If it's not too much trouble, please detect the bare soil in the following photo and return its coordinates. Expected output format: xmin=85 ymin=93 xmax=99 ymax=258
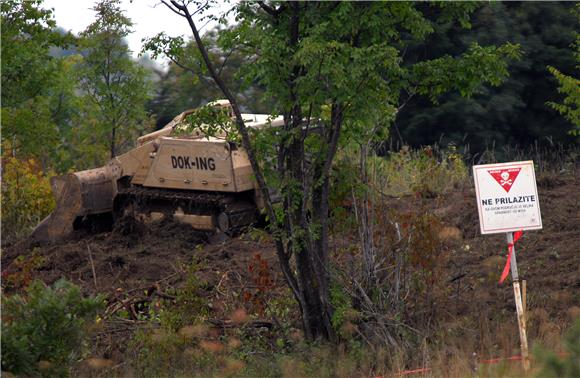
xmin=2 ymin=173 xmax=579 ymax=363
xmin=2 ymin=217 xmax=282 ymax=300
xmin=440 ymin=174 xmax=580 ymax=324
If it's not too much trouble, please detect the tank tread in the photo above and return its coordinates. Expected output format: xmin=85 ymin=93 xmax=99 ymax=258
xmin=115 ymin=186 xmax=258 ymax=234
xmin=116 ymin=186 xmax=236 ymax=214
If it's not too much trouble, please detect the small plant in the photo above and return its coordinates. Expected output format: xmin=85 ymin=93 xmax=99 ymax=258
xmin=535 ymin=319 xmax=580 ymax=378
xmin=404 ymin=212 xmax=445 ymax=287
xmin=1 ymin=156 xmax=55 ymax=242
xmin=158 ymin=257 xmax=210 ymax=331
xmin=1 ymin=279 xmax=103 ymax=376
xmin=1 ymin=250 xmax=44 ymax=290
xmin=130 ymin=326 xmax=189 ymax=377
xmin=244 ymin=253 xmax=275 ymax=317
xmin=330 ymin=279 xmax=360 ymax=337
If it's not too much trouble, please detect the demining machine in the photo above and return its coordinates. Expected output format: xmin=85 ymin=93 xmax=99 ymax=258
xmin=30 ymin=100 xmax=283 ymax=242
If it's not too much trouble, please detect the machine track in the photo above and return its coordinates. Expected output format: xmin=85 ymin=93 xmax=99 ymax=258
xmin=114 ymin=186 xmax=257 ymax=234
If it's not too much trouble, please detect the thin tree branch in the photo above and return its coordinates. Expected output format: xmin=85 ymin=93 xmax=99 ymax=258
xmin=191 ymin=0 xmax=209 ymax=17
xmin=321 ymin=102 xmax=343 ymax=178
xmin=257 ymin=1 xmax=284 ymax=17
xmin=217 ymin=47 xmax=236 ymax=78
xmin=161 ymin=0 xmax=184 ymax=17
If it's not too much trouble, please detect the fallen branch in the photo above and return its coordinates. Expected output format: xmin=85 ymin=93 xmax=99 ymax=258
xmin=207 ymin=318 xmax=273 ymax=330
xmin=86 ymin=242 xmax=98 ymax=291
xmin=448 ymin=273 xmax=466 ymax=283
xmin=104 ymin=286 xmax=176 ymax=319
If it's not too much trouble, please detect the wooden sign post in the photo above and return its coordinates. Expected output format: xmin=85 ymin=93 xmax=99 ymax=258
xmin=507 ymin=232 xmax=530 ymax=371
xmin=473 ymin=161 xmax=542 ymax=372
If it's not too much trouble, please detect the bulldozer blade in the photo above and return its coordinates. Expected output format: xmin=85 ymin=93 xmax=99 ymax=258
xmin=29 ymin=166 xmax=120 ymax=243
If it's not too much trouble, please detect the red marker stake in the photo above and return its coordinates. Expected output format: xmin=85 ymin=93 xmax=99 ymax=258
xmin=506 ymin=231 xmax=530 ymax=372
xmin=499 ymin=230 xmax=522 ymax=284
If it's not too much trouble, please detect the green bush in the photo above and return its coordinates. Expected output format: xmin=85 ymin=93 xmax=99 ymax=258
xmin=535 ymin=319 xmax=580 ymax=378
xmin=1 ymin=156 xmax=55 ymax=242
xmin=370 ymin=145 xmax=468 ymax=197
xmin=156 ymin=257 xmax=209 ymax=331
xmin=126 ymin=258 xmax=213 ymax=376
xmin=1 ymin=279 xmax=102 ymax=376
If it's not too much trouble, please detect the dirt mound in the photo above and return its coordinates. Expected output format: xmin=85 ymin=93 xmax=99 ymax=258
xmin=2 ymin=217 xmax=279 ymax=299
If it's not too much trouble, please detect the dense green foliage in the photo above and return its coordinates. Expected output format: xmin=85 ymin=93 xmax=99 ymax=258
xmin=0 ymin=0 xmax=152 ymax=172
xmin=547 ymin=5 xmax=580 ymax=135
xmin=1 ymin=157 xmax=55 ymax=242
xmin=395 ymin=2 xmax=579 ymax=152
xmin=0 ymin=0 xmax=73 ymax=169
xmin=535 ymin=319 xmax=580 ymax=378
xmin=1 ymin=279 xmax=102 ymax=376
xmin=76 ymin=0 xmax=152 ymax=159
xmin=0 ymin=0 xmax=69 ymax=107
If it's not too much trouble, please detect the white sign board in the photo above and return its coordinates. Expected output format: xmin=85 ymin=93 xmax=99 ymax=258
xmin=473 ymin=160 xmax=542 ymax=235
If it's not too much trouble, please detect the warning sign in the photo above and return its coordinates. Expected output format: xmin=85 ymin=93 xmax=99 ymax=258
xmin=473 ymin=161 xmax=542 ymax=235
xmin=488 ymin=167 xmax=521 ymax=193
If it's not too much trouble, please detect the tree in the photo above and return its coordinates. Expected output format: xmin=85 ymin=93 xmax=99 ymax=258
xmin=1 ymin=0 xmax=73 ymax=170
xmin=144 ymin=28 xmax=270 ymax=129
xmin=0 ymin=0 xmax=65 ymax=108
xmin=547 ymin=5 xmax=580 ymax=135
xmin=154 ymin=0 xmax=520 ymax=341
xmin=395 ymin=2 xmax=578 ymax=153
xmin=76 ymin=0 xmax=152 ymax=159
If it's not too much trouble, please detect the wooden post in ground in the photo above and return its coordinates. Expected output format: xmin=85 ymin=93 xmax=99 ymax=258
xmin=507 ymin=232 xmax=530 ymax=372
xmin=522 ymin=279 xmax=527 ymax=324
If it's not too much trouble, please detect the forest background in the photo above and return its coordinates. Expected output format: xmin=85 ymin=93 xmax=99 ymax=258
xmin=2 ymin=0 xmax=578 ymax=179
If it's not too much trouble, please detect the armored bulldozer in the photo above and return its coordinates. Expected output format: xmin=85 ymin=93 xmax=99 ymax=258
xmin=30 ymin=100 xmax=283 ymax=242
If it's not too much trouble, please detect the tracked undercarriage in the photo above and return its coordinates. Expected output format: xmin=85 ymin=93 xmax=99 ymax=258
xmin=30 ymin=100 xmax=283 ymax=242
xmin=114 ymin=186 xmax=258 ymax=235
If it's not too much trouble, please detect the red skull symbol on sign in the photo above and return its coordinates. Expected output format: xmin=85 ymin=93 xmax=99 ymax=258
xmin=488 ymin=168 xmax=522 ymax=193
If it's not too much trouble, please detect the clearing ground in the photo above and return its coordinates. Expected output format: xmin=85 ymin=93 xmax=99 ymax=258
xmin=2 ymin=173 xmax=579 ymax=372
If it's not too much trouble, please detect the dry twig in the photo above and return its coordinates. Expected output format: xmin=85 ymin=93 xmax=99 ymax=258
xmin=86 ymin=242 xmax=98 ymax=290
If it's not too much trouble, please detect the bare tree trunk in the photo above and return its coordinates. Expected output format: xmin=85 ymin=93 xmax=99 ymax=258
xmin=311 ymin=175 xmax=336 ymax=340
xmin=358 ymin=143 xmax=376 ymax=287
xmin=165 ymin=0 xmax=331 ymax=338
xmin=110 ymin=126 xmax=116 ymax=158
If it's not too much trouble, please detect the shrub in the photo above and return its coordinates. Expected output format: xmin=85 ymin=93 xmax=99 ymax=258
xmin=535 ymin=319 xmax=580 ymax=378
xmin=124 ymin=258 xmax=214 ymax=375
xmin=1 ymin=279 xmax=102 ymax=376
xmin=370 ymin=144 xmax=468 ymax=197
xmin=156 ymin=257 xmax=210 ymax=331
xmin=244 ymin=253 xmax=275 ymax=317
xmin=1 ymin=250 xmax=44 ymax=290
xmin=1 ymin=156 xmax=55 ymax=242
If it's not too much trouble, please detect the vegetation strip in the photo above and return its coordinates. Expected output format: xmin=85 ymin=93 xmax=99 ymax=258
xmin=378 ymin=352 xmax=572 ymax=377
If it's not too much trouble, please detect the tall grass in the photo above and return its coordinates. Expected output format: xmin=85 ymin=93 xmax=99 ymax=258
xmin=465 ymin=140 xmax=578 ymax=176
